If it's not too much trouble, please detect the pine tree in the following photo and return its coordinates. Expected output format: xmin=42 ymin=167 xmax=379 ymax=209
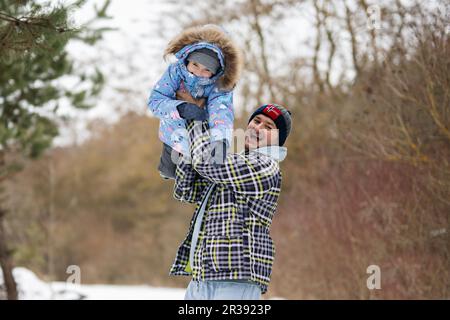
xmin=0 ymin=0 xmax=111 ymax=300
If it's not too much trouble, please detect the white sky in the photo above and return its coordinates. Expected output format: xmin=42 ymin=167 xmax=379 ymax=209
xmin=52 ymin=0 xmax=445 ymax=147
xmin=54 ymin=0 xmax=178 ymax=146
xmin=52 ymin=0 xmax=326 ymax=147
xmin=54 ymin=0 xmax=316 ymax=145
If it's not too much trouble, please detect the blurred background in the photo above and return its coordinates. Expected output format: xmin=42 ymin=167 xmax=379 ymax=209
xmin=0 ymin=0 xmax=449 ymax=299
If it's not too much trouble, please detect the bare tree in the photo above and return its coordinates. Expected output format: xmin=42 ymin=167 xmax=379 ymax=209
xmin=359 ymin=0 xmax=379 ymax=66
xmin=248 ymin=0 xmax=276 ymax=101
xmin=344 ymin=1 xmax=361 ymax=77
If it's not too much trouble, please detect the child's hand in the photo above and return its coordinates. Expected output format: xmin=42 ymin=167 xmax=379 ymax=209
xmin=176 ymin=82 xmax=206 ymax=108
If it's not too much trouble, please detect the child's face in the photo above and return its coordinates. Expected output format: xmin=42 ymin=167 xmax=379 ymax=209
xmin=187 ymin=60 xmax=214 ymax=78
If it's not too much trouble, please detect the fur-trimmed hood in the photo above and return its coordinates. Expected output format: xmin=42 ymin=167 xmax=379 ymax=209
xmin=164 ymin=25 xmax=243 ymax=91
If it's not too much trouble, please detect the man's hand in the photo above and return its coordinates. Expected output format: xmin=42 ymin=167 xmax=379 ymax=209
xmin=176 ymin=82 xmax=206 ymax=108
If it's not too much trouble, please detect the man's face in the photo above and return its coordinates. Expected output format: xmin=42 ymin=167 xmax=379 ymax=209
xmin=187 ymin=60 xmax=214 ymax=78
xmin=245 ymin=114 xmax=279 ymax=150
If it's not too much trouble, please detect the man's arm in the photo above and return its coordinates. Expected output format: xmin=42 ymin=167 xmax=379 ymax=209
xmin=173 ymin=155 xmax=209 ymax=204
xmin=182 ymin=115 xmax=278 ymax=198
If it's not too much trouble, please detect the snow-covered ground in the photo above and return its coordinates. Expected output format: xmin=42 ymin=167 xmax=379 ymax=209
xmin=1 ymin=268 xmax=185 ymax=300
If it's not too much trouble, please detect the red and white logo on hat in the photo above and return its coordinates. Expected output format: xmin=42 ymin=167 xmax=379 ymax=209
xmin=263 ymin=104 xmax=282 ymax=121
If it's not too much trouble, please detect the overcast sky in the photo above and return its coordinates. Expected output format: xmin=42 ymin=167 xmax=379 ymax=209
xmin=51 ymin=0 xmax=446 ymax=146
xmin=54 ymin=0 xmax=318 ymax=146
xmin=52 ymin=0 xmax=399 ymax=147
xmin=54 ymin=0 xmax=177 ymax=146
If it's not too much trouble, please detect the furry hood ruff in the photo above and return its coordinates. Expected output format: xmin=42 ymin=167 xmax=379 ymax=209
xmin=164 ymin=25 xmax=243 ymax=91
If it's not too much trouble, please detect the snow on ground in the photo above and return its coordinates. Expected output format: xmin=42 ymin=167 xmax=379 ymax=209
xmin=1 ymin=267 xmax=286 ymax=300
xmin=1 ymin=267 xmax=185 ymax=300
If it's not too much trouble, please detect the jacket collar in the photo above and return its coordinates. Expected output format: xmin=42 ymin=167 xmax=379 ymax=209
xmin=253 ymin=145 xmax=287 ymax=162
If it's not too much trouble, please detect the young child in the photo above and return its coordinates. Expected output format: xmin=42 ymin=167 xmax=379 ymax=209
xmin=148 ymin=24 xmax=243 ymax=179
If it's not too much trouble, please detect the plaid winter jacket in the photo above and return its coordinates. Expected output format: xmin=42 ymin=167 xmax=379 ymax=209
xmin=169 ymin=119 xmax=286 ymax=294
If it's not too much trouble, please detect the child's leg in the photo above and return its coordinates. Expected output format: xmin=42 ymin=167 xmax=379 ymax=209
xmin=158 ymin=143 xmax=178 ymax=180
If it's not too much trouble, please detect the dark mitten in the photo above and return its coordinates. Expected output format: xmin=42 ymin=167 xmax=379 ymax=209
xmin=177 ymin=103 xmax=208 ymax=121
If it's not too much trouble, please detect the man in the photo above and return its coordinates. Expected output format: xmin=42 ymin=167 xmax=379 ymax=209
xmin=169 ymin=95 xmax=292 ymax=300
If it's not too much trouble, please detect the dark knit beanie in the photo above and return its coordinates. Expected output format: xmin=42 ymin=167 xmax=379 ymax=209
xmin=248 ymin=103 xmax=292 ymax=146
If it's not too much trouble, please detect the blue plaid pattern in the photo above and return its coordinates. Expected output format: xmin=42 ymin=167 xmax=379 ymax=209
xmin=169 ymin=120 xmax=282 ymax=294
